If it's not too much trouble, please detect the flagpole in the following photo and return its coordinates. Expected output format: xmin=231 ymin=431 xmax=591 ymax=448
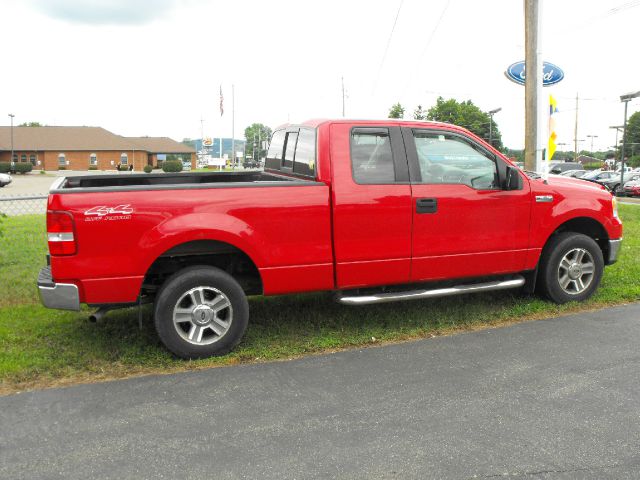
xmin=219 ymin=84 xmax=223 ymax=169
xmin=232 ymin=84 xmax=235 ymax=171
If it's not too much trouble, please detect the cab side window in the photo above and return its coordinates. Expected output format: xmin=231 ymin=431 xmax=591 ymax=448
xmin=351 ymin=128 xmax=395 ymax=184
xmin=412 ymin=131 xmax=498 ymax=190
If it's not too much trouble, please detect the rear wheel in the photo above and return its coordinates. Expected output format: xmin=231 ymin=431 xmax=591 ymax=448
xmin=538 ymin=232 xmax=604 ymax=304
xmin=154 ymin=266 xmax=249 ymax=359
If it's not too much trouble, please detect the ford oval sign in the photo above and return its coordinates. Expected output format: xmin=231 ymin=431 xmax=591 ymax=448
xmin=505 ymin=61 xmax=565 ymax=87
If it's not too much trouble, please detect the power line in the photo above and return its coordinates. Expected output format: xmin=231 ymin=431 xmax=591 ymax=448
xmin=372 ymin=0 xmax=404 ymax=95
xmin=402 ymin=0 xmax=451 ymax=96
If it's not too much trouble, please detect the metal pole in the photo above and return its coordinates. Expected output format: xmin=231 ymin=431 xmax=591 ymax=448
xmin=232 ymin=84 xmax=235 ymax=170
xmin=574 ymin=93 xmax=579 ymax=161
xmin=620 ymin=99 xmax=629 ymax=189
xmin=9 ymin=113 xmax=15 ymax=169
xmin=489 ymin=115 xmax=493 ymax=146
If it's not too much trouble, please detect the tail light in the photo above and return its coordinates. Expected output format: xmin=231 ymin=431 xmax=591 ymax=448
xmin=47 ymin=211 xmax=77 ymax=255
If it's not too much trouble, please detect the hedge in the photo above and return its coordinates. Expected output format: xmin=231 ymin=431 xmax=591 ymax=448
xmin=143 ymin=165 xmax=153 ymax=173
xmin=162 ymin=160 xmax=183 ymax=173
xmin=14 ymin=163 xmax=33 ymax=174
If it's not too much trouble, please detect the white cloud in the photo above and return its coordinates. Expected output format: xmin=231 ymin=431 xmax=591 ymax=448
xmin=29 ymin=0 xmax=179 ymax=25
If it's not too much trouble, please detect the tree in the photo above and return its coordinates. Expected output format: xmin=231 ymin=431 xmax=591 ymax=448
xmin=388 ymin=103 xmax=405 ymax=119
xmin=18 ymin=121 xmax=43 ymax=127
xmin=244 ymin=123 xmax=272 ymax=161
xmin=426 ymin=97 xmax=503 ymax=150
xmin=413 ymin=105 xmax=426 ymax=120
xmin=621 ymin=111 xmax=640 ymax=164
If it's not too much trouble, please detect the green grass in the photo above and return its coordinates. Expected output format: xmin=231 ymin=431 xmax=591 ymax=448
xmin=1 ymin=207 xmax=639 ymax=394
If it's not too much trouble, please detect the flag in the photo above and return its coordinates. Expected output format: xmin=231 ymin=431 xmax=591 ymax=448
xmin=219 ymin=85 xmax=224 ymax=117
xmin=548 ymin=95 xmax=558 ymax=162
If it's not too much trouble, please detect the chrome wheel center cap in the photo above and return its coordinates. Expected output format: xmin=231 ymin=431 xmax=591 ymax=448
xmin=192 ymin=305 xmax=214 ymax=325
xmin=568 ymin=263 xmax=582 ymax=280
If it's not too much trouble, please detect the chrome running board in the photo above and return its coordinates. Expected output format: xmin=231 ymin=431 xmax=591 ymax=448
xmin=336 ymin=276 xmax=525 ymax=306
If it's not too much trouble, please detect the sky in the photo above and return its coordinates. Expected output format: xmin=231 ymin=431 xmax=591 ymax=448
xmin=1 ymin=0 xmax=639 ymax=152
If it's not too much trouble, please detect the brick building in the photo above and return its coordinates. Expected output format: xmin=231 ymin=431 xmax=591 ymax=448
xmin=0 ymin=126 xmax=195 ymax=171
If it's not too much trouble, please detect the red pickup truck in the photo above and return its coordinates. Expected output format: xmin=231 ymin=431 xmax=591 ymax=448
xmin=39 ymin=119 xmax=623 ymax=358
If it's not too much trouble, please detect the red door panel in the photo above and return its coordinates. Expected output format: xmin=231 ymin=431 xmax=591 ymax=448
xmin=330 ymin=123 xmax=412 ymax=289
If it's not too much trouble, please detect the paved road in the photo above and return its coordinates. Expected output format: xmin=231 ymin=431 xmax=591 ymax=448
xmin=2 ymin=304 xmax=640 ymax=479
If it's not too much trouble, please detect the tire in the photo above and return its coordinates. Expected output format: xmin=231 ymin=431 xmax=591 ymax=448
xmin=537 ymin=232 xmax=604 ymax=304
xmin=154 ymin=266 xmax=249 ymax=359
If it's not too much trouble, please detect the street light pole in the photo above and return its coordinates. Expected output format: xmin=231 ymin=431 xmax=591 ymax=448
xmin=8 ymin=113 xmax=15 ymax=169
xmin=488 ymin=107 xmax=502 ymax=148
xmin=620 ymin=90 xmax=640 ymax=190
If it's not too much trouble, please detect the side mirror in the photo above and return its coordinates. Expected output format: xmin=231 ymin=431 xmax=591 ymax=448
xmin=504 ymin=165 xmax=523 ymax=190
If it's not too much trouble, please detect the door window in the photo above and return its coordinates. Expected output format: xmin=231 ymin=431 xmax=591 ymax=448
xmin=351 ymin=128 xmax=395 ymax=184
xmin=412 ymin=131 xmax=498 ymax=190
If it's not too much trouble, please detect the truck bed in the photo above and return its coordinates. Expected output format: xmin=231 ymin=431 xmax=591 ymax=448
xmin=54 ymin=171 xmax=304 ymax=193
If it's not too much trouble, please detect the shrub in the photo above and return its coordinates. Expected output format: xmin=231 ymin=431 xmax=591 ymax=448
xmin=88 ymin=166 xmax=98 ymax=170
xmin=14 ymin=163 xmax=33 ymax=174
xmin=58 ymin=166 xmax=66 ymax=170
xmin=583 ymin=162 xmax=602 ymax=170
xmin=143 ymin=164 xmax=153 ymax=173
xmin=39 ymin=170 xmax=46 ymax=174
xmin=0 ymin=163 xmax=10 ymax=173
xmin=162 ymin=160 xmax=183 ymax=173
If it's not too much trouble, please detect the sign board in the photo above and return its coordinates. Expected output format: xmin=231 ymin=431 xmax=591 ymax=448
xmin=505 ymin=61 xmax=564 ymax=86
xmin=207 ymin=157 xmax=226 ymax=167
xmin=202 ymin=137 xmax=213 ymax=147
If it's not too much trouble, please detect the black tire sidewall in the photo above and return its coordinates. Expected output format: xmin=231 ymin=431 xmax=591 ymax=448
xmin=154 ymin=266 xmax=249 ymax=359
xmin=539 ymin=233 xmax=604 ymax=304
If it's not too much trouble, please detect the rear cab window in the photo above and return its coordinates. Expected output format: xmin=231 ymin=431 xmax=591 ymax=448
xmin=265 ymin=127 xmax=316 ymax=179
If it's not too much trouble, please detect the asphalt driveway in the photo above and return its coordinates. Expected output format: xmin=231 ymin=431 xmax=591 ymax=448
xmin=2 ymin=303 xmax=640 ymax=479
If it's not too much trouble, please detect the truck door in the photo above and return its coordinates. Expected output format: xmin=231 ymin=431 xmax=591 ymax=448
xmin=403 ymin=127 xmax=531 ymax=282
xmin=331 ymin=123 xmax=412 ymax=289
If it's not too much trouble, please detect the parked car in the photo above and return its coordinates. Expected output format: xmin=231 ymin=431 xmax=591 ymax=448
xmin=560 ymin=169 xmax=587 ymax=178
xmin=38 ymin=119 xmax=623 ymax=359
xmin=581 ymin=170 xmax=615 ymax=182
xmin=0 ymin=173 xmax=12 ymax=187
xmin=622 ymin=173 xmax=640 ymax=196
xmin=549 ymin=162 xmax=582 ymax=174
xmin=623 ymin=177 xmax=640 ymax=197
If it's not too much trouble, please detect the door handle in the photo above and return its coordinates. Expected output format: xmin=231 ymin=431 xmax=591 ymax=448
xmin=416 ymin=198 xmax=437 ymax=214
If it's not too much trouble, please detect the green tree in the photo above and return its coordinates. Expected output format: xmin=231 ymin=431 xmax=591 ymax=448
xmin=18 ymin=121 xmax=43 ymax=127
xmin=388 ymin=103 xmax=405 ymax=119
xmin=426 ymin=97 xmax=503 ymax=150
xmin=244 ymin=123 xmax=272 ymax=161
xmin=413 ymin=105 xmax=426 ymax=120
xmin=621 ymin=111 xmax=640 ymax=162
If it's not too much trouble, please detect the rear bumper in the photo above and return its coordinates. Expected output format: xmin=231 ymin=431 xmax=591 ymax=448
xmin=606 ymin=238 xmax=622 ymax=266
xmin=38 ymin=266 xmax=80 ymax=311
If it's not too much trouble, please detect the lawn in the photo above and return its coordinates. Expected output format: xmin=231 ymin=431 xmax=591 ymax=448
xmin=1 ymin=206 xmax=638 ymax=395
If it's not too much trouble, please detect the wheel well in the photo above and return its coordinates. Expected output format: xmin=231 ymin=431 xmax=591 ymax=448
xmin=549 ymin=217 xmax=609 ymax=258
xmin=142 ymin=240 xmax=262 ymax=296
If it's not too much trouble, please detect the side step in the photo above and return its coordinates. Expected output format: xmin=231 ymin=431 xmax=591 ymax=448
xmin=336 ymin=276 xmax=525 ymax=306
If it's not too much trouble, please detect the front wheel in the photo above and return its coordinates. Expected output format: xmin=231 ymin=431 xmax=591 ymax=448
xmin=154 ymin=266 xmax=249 ymax=359
xmin=537 ymin=232 xmax=604 ymax=304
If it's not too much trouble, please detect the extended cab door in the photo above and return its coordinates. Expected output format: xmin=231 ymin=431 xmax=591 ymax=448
xmin=331 ymin=123 xmax=412 ymax=288
xmin=404 ymin=127 xmax=531 ymax=282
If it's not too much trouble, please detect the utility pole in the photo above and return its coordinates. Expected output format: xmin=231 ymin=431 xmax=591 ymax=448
xmin=573 ymin=93 xmax=579 ymax=161
xmin=524 ymin=0 xmax=542 ymax=173
xmin=8 ymin=113 xmax=15 ymax=168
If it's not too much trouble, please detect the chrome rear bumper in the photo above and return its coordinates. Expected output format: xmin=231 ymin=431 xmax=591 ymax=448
xmin=38 ymin=266 xmax=80 ymax=311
